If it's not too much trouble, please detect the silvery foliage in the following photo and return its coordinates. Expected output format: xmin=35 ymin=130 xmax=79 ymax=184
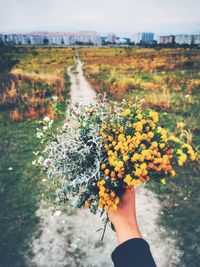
xmin=40 ymin=99 xmax=111 ymax=212
xmin=45 ymin=124 xmax=103 ymax=199
xmin=36 ymin=96 xmax=124 ymax=213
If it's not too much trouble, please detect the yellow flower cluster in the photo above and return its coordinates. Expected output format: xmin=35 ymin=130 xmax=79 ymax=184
xmin=97 ymin=180 xmax=120 ymax=211
xmin=97 ymin=104 xmax=196 ymax=211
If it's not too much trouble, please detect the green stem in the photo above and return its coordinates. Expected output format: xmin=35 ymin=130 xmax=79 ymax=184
xmin=101 ymin=215 xmax=109 ymax=242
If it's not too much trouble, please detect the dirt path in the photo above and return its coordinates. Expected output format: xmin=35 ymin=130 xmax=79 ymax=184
xmin=29 ymin=58 xmax=180 ymax=267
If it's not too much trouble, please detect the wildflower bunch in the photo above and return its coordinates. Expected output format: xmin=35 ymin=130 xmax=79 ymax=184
xmin=35 ymin=98 xmax=196 ymax=214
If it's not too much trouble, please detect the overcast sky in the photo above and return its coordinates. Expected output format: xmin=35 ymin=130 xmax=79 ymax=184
xmin=0 ymin=0 xmax=200 ymax=35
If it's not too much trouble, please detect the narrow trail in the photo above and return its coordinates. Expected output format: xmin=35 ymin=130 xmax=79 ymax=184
xmin=30 ymin=58 xmax=180 ymax=267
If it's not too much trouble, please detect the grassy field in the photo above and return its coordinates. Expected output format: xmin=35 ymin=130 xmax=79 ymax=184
xmin=78 ymin=47 xmax=200 ymax=267
xmin=0 ymin=45 xmax=74 ymax=120
xmin=0 ymin=115 xmax=42 ymax=267
xmin=0 ymin=46 xmax=200 ymax=267
xmin=0 ymin=45 xmax=74 ymax=266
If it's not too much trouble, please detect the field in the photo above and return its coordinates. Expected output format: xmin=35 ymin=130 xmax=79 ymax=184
xmin=0 ymin=45 xmax=74 ymax=121
xmin=0 ymin=45 xmax=200 ymax=267
xmin=79 ymin=47 xmax=200 ymax=267
xmin=0 ymin=45 xmax=74 ymax=266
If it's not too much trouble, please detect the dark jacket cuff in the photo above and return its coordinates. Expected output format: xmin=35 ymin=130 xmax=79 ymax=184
xmin=111 ymin=238 xmax=157 ymax=267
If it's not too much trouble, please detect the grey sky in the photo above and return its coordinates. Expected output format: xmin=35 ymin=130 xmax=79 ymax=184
xmin=0 ymin=0 xmax=199 ymax=35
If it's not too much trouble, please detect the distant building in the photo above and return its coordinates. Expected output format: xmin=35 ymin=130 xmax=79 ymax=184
xmin=1 ymin=31 xmax=101 ymax=46
xmin=107 ymin=33 xmax=116 ymax=43
xmin=0 ymin=34 xmax=4 ymax=42
xmin=115 ymin=37 xmax=130 ymax=45
xmin=193 ymin=34 xmax=200 ymax=45
xmin=159 ymin=35 xmax=175 ymax=44
xmin=174 ymin=34 xmax=193 ymax=45
xmin=131 ymin=34 xmax=140 ymax=44
xmin=131 ymin=32 xmax=154 ymax=44
xmin=71 ymin=31 xmax=101 ymax=45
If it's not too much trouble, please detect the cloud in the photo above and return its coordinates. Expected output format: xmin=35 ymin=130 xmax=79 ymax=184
xmin=0 ymin=0 xmax=199 ymax=34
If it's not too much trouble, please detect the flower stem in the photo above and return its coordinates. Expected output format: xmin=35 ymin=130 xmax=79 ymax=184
xmin=101 ymin=215 xmax=109 ymax=241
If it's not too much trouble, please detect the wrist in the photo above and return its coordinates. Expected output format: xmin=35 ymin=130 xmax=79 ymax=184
xmin=115 ymin=221 xmax=142 ymax=244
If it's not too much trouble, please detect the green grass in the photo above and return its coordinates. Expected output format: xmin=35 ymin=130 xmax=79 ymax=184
xmin=0 ymin=114 xmax=42 ymax=266
xmin=0 ymin=45 xmax=71 ymax=266
xmin=0 ymin=109 xmax=67 ymax=267
xmin=146 ymin=110 xmax=200 ymax=267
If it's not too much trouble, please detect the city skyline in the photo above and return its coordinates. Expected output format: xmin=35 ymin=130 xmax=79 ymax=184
xmin=0 ymin=0 xmax=200 ymax=35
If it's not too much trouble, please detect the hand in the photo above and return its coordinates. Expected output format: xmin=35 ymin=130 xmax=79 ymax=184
xmin=107 ymin=187 xmax=142 ymax=244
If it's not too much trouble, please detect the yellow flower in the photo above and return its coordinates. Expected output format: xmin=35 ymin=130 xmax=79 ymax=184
xmin=131 ymin=153 xmax=140 ymax=162
xmin=140 ymin=163 xmax=147 ymax=170
xmin=114 ymin=197 xmax=120 ymax=205
xmin=190 ymin=152 xmax=196 ymax=161
xmin=108 ymin=136 xmax=113 ymax=141
xmin=131 ymin=179 xmax=142 ymax=186
xmin=149 ymin=111 xmax=159 ymax=123
xmin=123 ymin=155 xmax=129 ymax=162
xmin=108 ymin=150 xmax=113 ymax=156
xmin=161 ymin=178 xmax=166 ymax=185
xmin=149 ymin=120 xmax=155 ymax=129
xmin=104 ymin=169 xmax=110 ymax=175
xmin=177 ymin=122 xmax=185 ymax=129
xmin=170 ymin=170 xmax=176 ymax=177
xmin=135 ymin=168 xmax=142 ymax=176
xmin=124 ymin=174 xmax=132 ymax=186
xmin=159 ymin=143 xmax=165 ymax=149
xmin=112 ymin=140 xmax=116 ymax=146
xmin=101 ymin=163 xmax=106 ymax=170
xmin=122 ymin=108 xmax=131 ymax=116
xmin=84 ymin=200 xmax=90 ymax=207
xmin=114 ymin=145 xmax=120 ymax=151
xmin=117 ymin=171 xmax=123 ymax=178
xmin=97 ymin=180 xmax=106 ymax=186
xmin=178 ymin=153 xmax=187 ymax=165
xmin=134 ymin=121 xmax=143 ymax=132
xmin=152 ymin=141 xmax=158 ymax=148
xmin=168 ymin=135 xmax=181 ymax=143
xmin=118 ymin=161 xmax=124 ymax=168
xmin=118 ymin=134 xmax=125 ymax=141
xmin=147 ymin=131 xmax=154 ymax=139
xmin=110 ymin=191 xmax=115 ymax=197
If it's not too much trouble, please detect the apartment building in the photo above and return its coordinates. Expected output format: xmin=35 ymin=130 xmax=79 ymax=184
xmin=132 ymin=32 xmax=154 ymax=44
xmin=159 ymin=35 xmax=175 ymax=44
xmin=1 ymin=31 xmax=101 ymax=46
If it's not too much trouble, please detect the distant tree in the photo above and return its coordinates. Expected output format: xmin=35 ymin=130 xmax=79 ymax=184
xmin=0 ymin=43 xmax=19 ymax=73
xmin=43 ymin=38 xmax=49 ymax=45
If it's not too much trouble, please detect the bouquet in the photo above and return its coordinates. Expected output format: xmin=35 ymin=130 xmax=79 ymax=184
xmin=35 ymin=97 xmax=196 ymax=216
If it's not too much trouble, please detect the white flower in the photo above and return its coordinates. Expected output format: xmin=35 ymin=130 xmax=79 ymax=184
xmin=43 ymin=116 xmax=50 ymax=122
xmin=43 ymin=126 xmax=48 ymax=131
xmin=63 ymin=122 xmax=70 ymax=130
xmin=38 ymin=156 xmax=44 ymax=164
xmin=36 ymin=132 xmax=43 ymax=139
xmin=43 ymin=158 xmax=52 ymax=167
xmin=52 ymin=95 xmax=59 ymax=102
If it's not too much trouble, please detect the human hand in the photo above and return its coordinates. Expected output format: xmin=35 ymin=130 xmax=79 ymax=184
xmin=107 ymin=187 xmax=142 ymax=244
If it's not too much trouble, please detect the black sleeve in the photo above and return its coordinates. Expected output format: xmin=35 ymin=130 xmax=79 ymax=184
xmin=111 ymin=238 xmax=157 ymax=267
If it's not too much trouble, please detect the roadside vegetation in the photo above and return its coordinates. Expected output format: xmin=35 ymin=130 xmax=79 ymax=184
xmin=0 ymin=45 xmax=73 ymax=266
xmin=79 ymin=46 xmax=200 ymax=267
xmin=0 ymin=44 xmax=74 ymax=120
